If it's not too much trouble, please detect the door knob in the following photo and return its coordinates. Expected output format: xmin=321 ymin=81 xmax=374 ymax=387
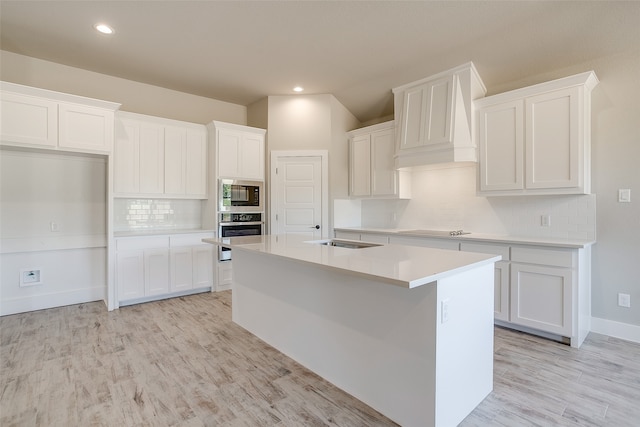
xmin=310 ymin=225 xmax=320 ymax=229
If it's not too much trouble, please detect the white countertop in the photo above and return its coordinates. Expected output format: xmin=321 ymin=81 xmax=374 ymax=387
xmin=202 ymin=234 xmax=501 ymax=289
xmin=335 ymin=227 xmax=595 ymax=249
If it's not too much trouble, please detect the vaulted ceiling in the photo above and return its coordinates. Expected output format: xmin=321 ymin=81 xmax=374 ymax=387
xmin=1 ymin=1 xmax=638 ymax=122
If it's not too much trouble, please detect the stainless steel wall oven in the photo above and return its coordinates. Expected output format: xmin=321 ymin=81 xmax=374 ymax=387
xmin=218 ymin=212 xmax=263 ymax=261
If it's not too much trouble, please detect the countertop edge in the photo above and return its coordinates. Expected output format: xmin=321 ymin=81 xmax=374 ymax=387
xmin=334 ymin=227 xmax=595 ymax=249
xmin=202 ymin=237 xmax=501 ymax=289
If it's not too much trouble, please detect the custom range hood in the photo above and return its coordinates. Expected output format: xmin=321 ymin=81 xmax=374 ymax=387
xmin=392 ymin=62 xmax=486 ymax=169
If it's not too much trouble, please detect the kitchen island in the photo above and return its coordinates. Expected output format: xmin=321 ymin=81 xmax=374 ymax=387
xmin=203 ymin=234 xmax=501 ymax=427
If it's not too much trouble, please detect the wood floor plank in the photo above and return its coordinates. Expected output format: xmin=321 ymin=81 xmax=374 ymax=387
xmin=2 ymin=291 xmax=640 ymax=427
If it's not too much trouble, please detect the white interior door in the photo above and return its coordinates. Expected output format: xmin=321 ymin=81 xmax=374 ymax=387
xmin=270 ymin=152 xmax=327 ymax=239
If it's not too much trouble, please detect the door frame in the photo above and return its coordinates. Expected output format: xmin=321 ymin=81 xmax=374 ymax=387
xmin=269 ymin=150 xmax=329 ymax=237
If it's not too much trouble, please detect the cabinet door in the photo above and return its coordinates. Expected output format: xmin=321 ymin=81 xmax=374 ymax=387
xmin=144 ymin=249 xmax=170 ymax=296
xmin=370 ymin=128 xmax=396 ymax=196
xmin=525 ymin=87 xmax=580 ymax=190
xmin=0 ymin=92 xmax=58 ymax=147
xmin=117 ymin=251 xmax=145 ymax=301
xmin=350 ymin=134 xmax=371 ymax=197
xmin=185 ymin=129 xmax=207 ymax=197
xmin=510 ymin=262 xmax=572 ymax=336
xmin=217 ymin=129 xmax=241 ymax=178
xmin=164 ymin=126 xmax=186 ymax=195
xmin=494 ymin=261 xmax=510 ymax=322
xmin=398 ymin=75 xmax=454 ymax=150
xmin=399 ymin=85 xmax=427 ymax=150
xmin=478 ymin=100 xmax=524 ymax=191
xmin=239 ymin=133 xmax=264 ymax=179
xmin=360 ymin=233 xmax=389 ymax=244
xmin=334 ymin=231 xmax=361 ymax=240
xmin=170 ymin=247 xmax=193 ymax=292
xmin=390 ymin=235 xmax=460 ymax=251
xmin=139 ymin=123 xmax=165 ymax=194
xmin=58 ymin=103 xmax=114 ymax=153
xmin=193 ymin=245 xmax=214 ymax=288
xmin=216 ymin=261 xmax=233 ymax=291
xmin=423 ymin=75 xmax=454 ymax=147
xmin=114 ymin=119 xmax=140 ymax=194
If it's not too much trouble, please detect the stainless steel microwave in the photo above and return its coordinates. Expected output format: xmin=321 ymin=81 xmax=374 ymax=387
xmin=218 ymin=179 xmax=263 ymax=212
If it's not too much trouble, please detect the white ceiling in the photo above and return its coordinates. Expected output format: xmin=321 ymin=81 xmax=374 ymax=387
xmin=1 ymin=1 xmax=638 ymax=123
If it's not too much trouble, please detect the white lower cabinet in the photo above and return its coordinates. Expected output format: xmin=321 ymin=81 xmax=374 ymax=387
xmin=216 ymin=261 xmax=233 ymax=291
xmin=360 ymin=233 xmax=390 ymax=244
xmin=170 ymin=247 xmax=194 ymax=292
xmin=116 ymin=232 xmax=214 ymax=305
xmin=193 ymin=246 xmax=214 ymax=289
xmin=389 ymin=235 xmax=460 ymax=251
xmin=509 ymin=246 xmax=574 ymax=337
xmin=144 ymin=249 xmax=170 ymax=296
xmin=493 ymin=261 xmax=510 ymax=322
xmin=460 ymin=242 xmax=511 ymax=322
xmin=334 ymin=231 xmax=361 ymax=241
xmin=116 ymin=251 xmax=145 ymax=301
xmin=336 ymin=229 xmax=591 ymax=347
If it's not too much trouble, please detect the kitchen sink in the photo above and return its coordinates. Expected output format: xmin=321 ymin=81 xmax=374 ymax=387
xmin=307 ymin=239 xmax=382 ymax=249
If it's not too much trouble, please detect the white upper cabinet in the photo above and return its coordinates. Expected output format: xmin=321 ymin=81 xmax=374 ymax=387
xmin=477 ymin=99 xmax=524 ymax=191
xmin=1 ymin=82 xmax=119 ymax=154
xmin=350 ymin=133 xmax=372 ymax=197
xmin=138 ymin=123 xmax=165 ymax=195
xmin=210 ymin=121 xmax=265 ymax=180
xmin=58 ymin=103 xmax=114 ymax=152
xmin=114 ymin=112 xmax=207 ymax=199
xmin=164 ymin=125 xmax=207 ymax=197
xmin=348 ymin=121 xmax=409 ymax=198
xmin=476 ymin=71 xmax=598 ymax=196
xmin=0 ymin=91 xmax=58 ymax=147
xmin=393 ymin=63 xmax=486 ymax=168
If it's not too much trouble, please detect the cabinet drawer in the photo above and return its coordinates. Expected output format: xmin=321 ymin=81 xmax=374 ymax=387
xmin=170 ymin=233 xmax=215 ymax=247
xmin=334 ymin=231 xmax=361 ymax=240
xmin=460 ymin=242 xmax=510 ymax=260
xmin=511 ymin=246 xmax=573 ymax=268
xmin=360 ymin=233 xmax=390 ymax=244
xmin=390 ymin=235 xmax=460 ymax=251
xmin=116 ymin=236 xmax=170 ymax=251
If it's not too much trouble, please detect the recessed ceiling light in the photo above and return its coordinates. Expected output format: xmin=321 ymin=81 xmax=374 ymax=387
xmin=293 ymin=86 xmax=304 ymax=93
xmin=94 ymin=23 xmax=114 ymax=35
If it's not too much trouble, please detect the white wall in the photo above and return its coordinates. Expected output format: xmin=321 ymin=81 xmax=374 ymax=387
xmin=267 ymin=94 xmax=360 ymax=233
xmin=0 ymin=149 xmax=107 ymax=315
xmin=0 ymin=50 xmax=247 ymax=125
xmin=362 ymin=164 xmax=596 ymax=240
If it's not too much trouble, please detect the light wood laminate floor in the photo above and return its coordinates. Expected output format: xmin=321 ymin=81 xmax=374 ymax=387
xmin=2 ymin=291 xmax=639 ymax=426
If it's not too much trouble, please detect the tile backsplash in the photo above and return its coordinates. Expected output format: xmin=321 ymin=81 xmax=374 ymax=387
xmin=359 ymin=164 xmax=596 ymax=241
xmin=114 ymin=199 xmax=202 ymax=231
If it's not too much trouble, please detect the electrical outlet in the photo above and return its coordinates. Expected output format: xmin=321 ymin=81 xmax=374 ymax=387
xmin=441 ymin=299 xmax=450 ymax=323
xmin=20 ymin=268 xmax=43 ymax=287
xmin=541 ymin=215 xmax=551 ymax=227
xmin=618 ymin=189 xmax=631 ymax=203
xmin=50 ymin=221 xmax=60 ymax=232
xmin=618 ymin=293 xmax=631 ymax=308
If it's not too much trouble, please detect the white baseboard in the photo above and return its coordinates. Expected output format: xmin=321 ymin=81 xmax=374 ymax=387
xmin=591 ymin=317 xmax=640 ymax=344
xmin=0 ymin=286 xmax=106 ymax=316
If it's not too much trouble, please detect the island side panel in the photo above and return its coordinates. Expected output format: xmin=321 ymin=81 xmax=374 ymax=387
xmin=232 ymin=249 xmax=439 ymax=427
xmin=434 ymin=263 xmax=494 ymax=427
